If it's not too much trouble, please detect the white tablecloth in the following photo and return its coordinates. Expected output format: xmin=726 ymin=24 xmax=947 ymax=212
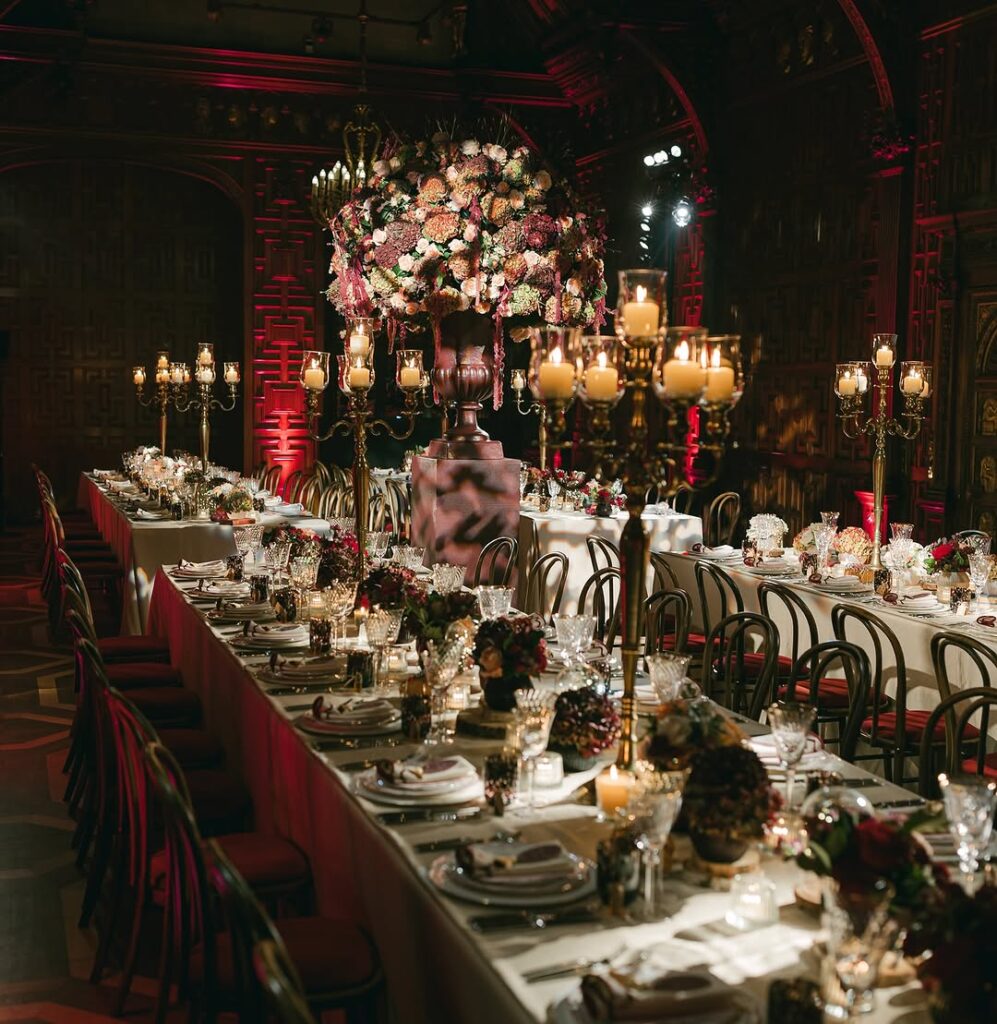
xmin=518 ymin=509 xmax=703 ymax=614
xmin=146 ymin=570 xmax=930 ymax=1024
xmin=79 ymin=473 xmax=331 ymax=634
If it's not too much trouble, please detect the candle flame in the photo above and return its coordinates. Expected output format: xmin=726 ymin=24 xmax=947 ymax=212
xmin=700 ymin=348 xmax=708 ymax=369
xmin=597 ymin=351 xmax=607 ymax=369
xmin=635 ymin=285 xmax=647 ymax=303
xmin=711 ymin=347 xmax=721 ymax=369
xmin=550 ymin=347 xmax=563 ymax=365
xmin=676 ymin=340 xmax=690 ymax=361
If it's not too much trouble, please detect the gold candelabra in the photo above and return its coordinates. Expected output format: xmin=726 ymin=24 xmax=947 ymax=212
xmin=524 ymin=277 xmax=744 ymax=769
xmin=301 ymin=322 xmax=427 ymax=578
xmin=509 ymin=367 xmax=572 ymax=472
xmin=172 ymin=343 xmax=241 ymax=471
xmin=834 ymin=334 xmax=930 ymax=569
xmin=132 ymin=350 xmax=177 ymax=453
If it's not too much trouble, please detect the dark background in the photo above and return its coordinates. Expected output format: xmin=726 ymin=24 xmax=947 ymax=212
xmin=1 ymin=0 xmax=995 ymax=537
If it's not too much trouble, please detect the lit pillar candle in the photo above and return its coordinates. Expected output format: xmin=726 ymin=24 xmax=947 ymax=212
xmin=856 ymin=368 xmax=869 ymax=394
xmin=875 ymin=345 xmax=894 ymax=368
xmin=197 ymin=346 xmax=214 ymax=367
xmin=511 ymin=369 xmax=527 ymax=391
xmin=537 ymin=347 xmax=576 ymax=399
xmin=224 ymin=363 xmax=240 ymax=385
xmin=595 ymin=765 xmax=636 ymax=816
xmin=704 ymin=347 xmax=735 ymax=402
xmin=662 ymin=340 xmax=706 ymax=398
xmin=133 ymin=367 xmax=146 ymax=386
xmin=171 ymin=365 xmax=184 ymax=385
xmin=585 ymin=351 xmax=618 ymax=401
xmin=196 ymin=365 xmax=215 ymax=384
xmin=182 ymin=366 xmax=191 ymax=385
xmin=837 ymin=371 xmax=857 ymax=397
xmin=621 ymin=285 xmax=659 ymax=338
xmin=349 ymin=366 xmax=371 ymax=390
xmin=349 ymin=330 xmax=371 ymax=357
xmin=156 ymin=367 xmax=170 ymax=384
xmin=156 ymin=353 xmax=169 ymax=370
xmin=399 ymin=366 xmax=421 ymax=388
xmin=902 ymin=369 xmax=924 ymax=395
xmin=303 ymin=364 xmax=326 ymax=389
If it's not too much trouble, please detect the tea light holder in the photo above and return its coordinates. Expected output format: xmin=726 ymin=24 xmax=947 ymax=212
xmin=533 ymin=752 xmax=564 ymax=789
xmin=595 ymin=765 xmax=637 ymax=818
xmin=950 ymin=586 xmax=972 ymax=616
xmin=725 ymin=873 xmax=779 ymax=930
xmin=309 ymin=616 xmax=332 ymax=654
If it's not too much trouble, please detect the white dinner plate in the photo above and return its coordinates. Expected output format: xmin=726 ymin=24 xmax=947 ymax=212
xmin=428 ymin=854 xmax=596 ymax=908
xmin=295 ymin=712 xmax=402 ymax=737
xmin=356 ymin=773 xmax=484 ymax=807
xmin=230 ymin=636 xmax=308 ymax=651
xmin=883 ymin=602 xmax=947 ymax=617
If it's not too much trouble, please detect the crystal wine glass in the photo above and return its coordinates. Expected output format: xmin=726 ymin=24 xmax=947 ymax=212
xmin=820 ymin=511 xmax=840 ymax=529
xmin=519 ymin=465 xmax=530 ymax=501
xmin=511 ymin=689 xmax=558 ymax=810
xmin=366 ymin=530 xmax=389 ymax=562
xmin=553 ymin=613 xmax=597 ymax=667
xmin=767 ymin=701 xmax=817 ymax=847
xmin=939 ymin=773 xmax=997 ymax=892
xmin=431 ymin=562 xmax=465 ymax=595
xmin=547 ymin=476 xmax=562 ymax=510
xmin=421 ymin=637 xmax=467 ymax=745
xmin=328 ymin=516 xmax=355 ymax=535
xmin=631 ymin=764 xmax=688 ymax=920
xmin=813 ymin=522 xmax=835 ymax=572
xmin=476 ymin=585 xmax=513 ymax=619
xmin=325 ymin=580 xmax=357 ymax=646
xmin=647 ymin=652 xmax=692 ymax=702
xmin=968 ymin=551 xmax=992 ymax=614
xmin=366 ymin=607 xmax=404 ymax=691
xmin=263 ymin=540 xmax=293 ymax=585
xmin=964 ymin=533 xmax=992 ymax=556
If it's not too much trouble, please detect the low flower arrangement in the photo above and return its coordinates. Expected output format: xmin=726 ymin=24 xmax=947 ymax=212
xmin=261 ymin=524 xmax=359 ymax=586
xmin=903 ymin=880 xmax=997 ymax=1023
xmin=796 ymin=804 xmax=945 ymax=910
xmin=792 ymin=523 xmax=821 ymax=553
xmin=358 ymin=564 xmax=421 ymax=611
xmin=210 ymin=484 xmax=255 ymax=522
xmin=548 ymin=686 xmax=621 ymax=764
xmin=404 ymin=589 xmax=479 ymax=650
xmin=747 ymin=513 xmax=789 ymax=545
xmin=639 ymin=697 xmax=745 ymax=769
xmin=552 ymin=468 xmax=587 ymax=491
xmin=922 ymin=538 xmax=972 ymax=575
xmin=580 ymin=478 xmax=624 ymax=516
xmin=832 ymin=525 xmax=874 ymax=564
xmin=472 ymin=614 xmax=548 ymax=712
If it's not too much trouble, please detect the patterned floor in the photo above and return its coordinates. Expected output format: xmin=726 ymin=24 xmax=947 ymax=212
xmin=0 ymin=528 xmax=162 ymax=1022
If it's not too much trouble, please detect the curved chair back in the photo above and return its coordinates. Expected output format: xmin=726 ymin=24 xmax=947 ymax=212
xmin=758 ymin=581 xmax=819 ymax=673
xmin=284 ymin=471 xmax=304 ymax=504
xmin=586 ymin=536 xmax=620 ymax=575
xmin=694 ymin=559 xmax=744 ymax=641
xmin=649 ymin=552 xmax=680 ymax=593
xmin=791 ymin=640 xmax=871 ymax=763
xmin=367 ymin=490 xmax=387 ymax=530
xmin=297 ymin=475 xmax=322 ymax=514
xmin=261 ymin=465 xmax=282 ymax=494
xmin=253 ymin=940 xmax=317 ymax=1024
xmin=311 ymin=461 xmax=332 ymax=487
xmin=384 ymin=478 xmax=410 ymax=539
xmin=524 ymin=552 xmax=568 ymax=623
xmin=472 ymin=536 xmax=518 ymax=587
xmin=705 ymin=491 xmax=741 ymax=547
xmin=701 ymin=611 xmax=779 ymax=717
xmin=931 ymin=630 xmax=997 ymax=702
xmin=670 ymin=482 xmax=695 ymax=515
xmin=831 ymin=603 xmax=904 ymax=732
xmin=643 ymin=588 xmax=691 ymax=656
xmin=918 ymin=687 xmax=997 ymax=796
xmin=578 ymin=567 xmax=621 ymax=647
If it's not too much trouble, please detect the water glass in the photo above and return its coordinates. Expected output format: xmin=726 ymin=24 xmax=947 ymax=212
xmin=421 ymin=637 xmax=467 ymax=744
xmin=553 ymin=613 xmax=596 ymax=664
xmin=263 ymin=540 xmax=293 ymax=582
xmin=820 ymin=511 xmax=840 ymax=529
xmin=290 ymin=555 xmax=320 ymax=592
xmin=630 ymin=764 xmax=688 ymax=920
xmin=394 ymin=545 xmax=426 ymax=571
xmin=432 ymin=562 xmax=465 ymax=594
xmin=325 ymin=581 xmax=357 ymax=645
xmin=477 ymin=585 xmax=513 ymax=619
xmin=366 ymin=607 xmax=404 ymax=690
xmin=939 ymin=773 xmax=997 ymax=892
xmin=329 ymin=517 xmax=355 ymax=535
xmin=767 ymin=701 xmax=816 ymax=852
xmin=366 ymin=530 xmax=390 ymax=561
xmin=965 ymin=532 xmax=992 ymax=555
xmin=647 ymin=652 xmax=692 ymax=702
xmin=968 ymin=552 xmax=992 ymax=612
xmin=511 ymin=689 xmax=558 ymax=810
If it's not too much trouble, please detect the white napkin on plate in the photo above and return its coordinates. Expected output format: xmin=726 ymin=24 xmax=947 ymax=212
xmin=216 ymin=601 xmax=273 ymax=619
xmin=175 ymin=558 xmax=227 ymax=574
xmin=455 ymin=840 xmax=574 ymax=880
xmin=252 ymin=622 xmax=307 ymax=639
xmin=275 ymin=502 xmax=304 ymax=515
xmin=693 ymin=544 xmax=736 ymax=559
xmin=900 ymin=591 xmax=938 ymax=608
xmin=373 ymin=755 xmax=477 ymax=790
xmin=263 ymin=496 xmax=282 ymax=508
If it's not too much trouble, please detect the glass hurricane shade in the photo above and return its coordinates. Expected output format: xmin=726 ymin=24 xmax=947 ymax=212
xmin=300 ymin=350 xmax=331 ymax=391
xmin=616 ymin=268 xmax=668 ymax=342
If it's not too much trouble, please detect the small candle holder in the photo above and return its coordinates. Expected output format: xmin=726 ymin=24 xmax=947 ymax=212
xmin=873 ymin=567 xmax=892 ymax=596
xmin=396 ymin=349 xmax=424 ymax=392
xmin=300 ymin=350 xmax=331 ymax=393
xmin=271 ymin=586 xmax=297 ymax=623
xmin=653 ymin=326 xmax=707 ymax=405
xmin=483 ymin=750 xmax=519 ymax=816
xmin=226 ymin=554 xmax=244 ymax=582
xmin=401 ymin=675 xmax=432 ymax=741
xmin=309 ymin=616 xmax=332 ymax=654
xmin=950 ymin=586 xmax=971 ymax=616
xmin=616 ymin=268 xmax=667 ymax=344
xmin=347 ymin=648 xmax=376 ymax=689
xmin=700 ymin=335 xmax=744 ymax=410
xmin=725 ymin=873 xmax=779 ymax=930
xmin=596 ymin=823 xmax=642 ymax=913
xmin=872 ymin=332 xmax=897 ymax=372
xmin=249 ymin=574 xmax=271 ymax=604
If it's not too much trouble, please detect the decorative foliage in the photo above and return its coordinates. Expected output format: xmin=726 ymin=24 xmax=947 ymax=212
xmin=404 ymin=589 xmax=479 ymax=648
xmin=682 ymin=745 xmax=778 ymax=843
xmin=261 ymin=524 xmax=359 ymax=586
xmin=472 ymin=614 xmax=548 ymax=680
xmin=549 ymin=686 xmax=621 ymax=758
xmin=358 ymin=564 xmax=420 ymax=610
xmin=580 ymin=478 xmax=625 ymax=515
xmin=792 ymin=523 xmax=821 ymax=553
xmin=639 ymin=698 xmax=744 ymax=770
xmin=923 ymin=538 xmax=972 ymax=575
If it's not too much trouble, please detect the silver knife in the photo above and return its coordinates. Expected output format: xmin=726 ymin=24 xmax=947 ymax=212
xmin=873 ymin=798 xmax=925 ymax=810
xmin=377 ymin=806 xmax=481 ymax=826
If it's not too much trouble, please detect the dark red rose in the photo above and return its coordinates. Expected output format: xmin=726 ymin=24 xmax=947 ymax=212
xmin=932 ymin=542 xmax=955 ymax=561
xmin=854 ymin=817 xmax=910 ymax=874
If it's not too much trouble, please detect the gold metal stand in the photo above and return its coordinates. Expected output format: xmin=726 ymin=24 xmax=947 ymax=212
xmin=134 ymin=379 xmax=172 ymax=453
xmin=174 ymin=379 xmax=240 ymax=471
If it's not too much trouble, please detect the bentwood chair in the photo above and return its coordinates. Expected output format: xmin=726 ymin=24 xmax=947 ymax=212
xmin=523 ymin=552 xmax=568 ymax=624
xmin=757 ymin=581 xmax=821 ymax=682
xmin=578 ymin=567 xmax=621 ymax=647
xmin=311 ymin=461 xmax=332 ymax=487
xmin=284 ymin=471 xmax=305 ymax=504
xmin=918 ymin=688 xmax=997 ymax=796
xmin=790 ymin=640 xmax=871 ymax=763
xmin=649 ymin=552 xmax=680 ymax=593
xmin=254 ymin=940 xmax=319 ymax=1024
xmin=670 ymin=482 xmax=696 ymax=515
xmin=384 ymin=477 xmax=410 ymax=539
xmin=700 ymin=611 xmax=780 ymax=718
xmin=586 ymin=536 xmax=620 ymax=575
xmin=471 ymin=536 xmax=518 ymax=587
xmin=704 ymin=491 xmax=741 ymax=548
xmin=643 ymin=588 xmax=692 ymax=657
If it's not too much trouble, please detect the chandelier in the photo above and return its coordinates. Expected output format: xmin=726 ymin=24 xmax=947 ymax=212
xmin=310 ymin=2 xmax=383 ymax=228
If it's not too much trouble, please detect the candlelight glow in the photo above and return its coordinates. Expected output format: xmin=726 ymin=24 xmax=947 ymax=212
xmin=676 ymin=340 xmax=690 ymax=361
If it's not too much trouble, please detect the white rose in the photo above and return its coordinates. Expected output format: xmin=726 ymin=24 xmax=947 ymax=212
xmin=416 ymin=237 xmax=430 ymax=254
xmin=372 ymin=160 xmax=390 ymax=176
xmin=397 ymin=254 xmax=414 ymax=272
xmin=372 ymin=228 xmax=387 ymax=244
xmin=461 ymin=139 xmax=481 ymax=156
xmin=412 ymin=207 xmax=427 ymax=223
xmin=463 ymin=223 xmax=479 ymax=242
xmin=389 ymin=293 xmax=405 ymax=310
xmin=449 ymin=239 xmax=467 ymax=252
xmin=486 ymin=144 xmax=508 ymax=165
xmin=523 ymin=249 xmax=541 ymax=268
xmin=461 ymin=278 xmax=480 ymax=297
xmin=534 ymin=170 xmax=552 ymax=190
xmin=426 ymin=245 xmax=440 ymax=258
xmin=508 ymin=189 xmax=525 ymax=210
xmin=446 ymin=166 xmax=458 ymax=182
xmin=389 ymin=156 xmax=402 ymax=172
xmin=566 ymin=277 xmax=581 ymax=296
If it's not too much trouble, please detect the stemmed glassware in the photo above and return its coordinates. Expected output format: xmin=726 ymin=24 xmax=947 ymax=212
xmin=432 ymin=562 xmax=465 ymax=594
xmin=328 ymin=517 xmax=355 ymax=535
xmin=233 ymin=523 xmax=265 ymax=571
xmin=630 ymin=764 xmax=688 ymax=920
xmin=511 ymin=689 xmax=558 ymax=810
xmin=968 ymin=550 xmax=992 ymax=614
xmin=421 ymin=637 xmax=467 ymax=745
xmin=393 ymin=545 xmax=426 ymax=571
xmin=547 ymin=476 xmax=562 ymax=510
xmin=964 ymin=532 xmax=992 ymax=556
xmin=366 ymin=530 xmax=390 ymax=562
xmin=519 ymin=465 xmax=530 ymax=501
xmin=647 ymin=652 xmax=693 ymax=702
xmin=366 ymin=607 xmax=404 ymax=690
xmin=767 ymin=701 xmax=816 ymax=846
xmin=289 ymin=554 xmax=320 ymax=592
xmin=263 ymin=540 xmax=293 ymax=584
xmin=325 ymin=581 xmax=357 ymax=646
xmin=553 ymin=613 xmax=597 ymax=666
xmin=939 ymin=773 xmax=997 ymax=892
xmin=812 ymin=522 xmax=836 ymax=573
xmin=887 ymin=522 xmax=914 ymax=594
xmin=477 ymin=585 xmax=513 ymax=619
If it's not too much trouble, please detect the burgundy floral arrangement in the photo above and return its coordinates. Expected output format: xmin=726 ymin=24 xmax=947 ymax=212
xmin=472 ymin=614 xmax=548 ymax=711
xmin=326 ymin=131 xmax=607 ymax=405
xmin=549 ymin=686 xmax=621 ymax=760
xmin=358 ymin=564 xmax=421 ymax=611
xmin=922 ymin=538 xmax=972 ymax=575
xmin=261 ymin=524 xmax=359 ymax=586
xmin=552 ymin=468 xmax=587 ymax=491
xmin=580 ymin=479 xmax=624 ymax=516
xmin=640 ymin=697 xmax=745 ymax=770
xmin=403 ymin=589 xmax=479 ymax=650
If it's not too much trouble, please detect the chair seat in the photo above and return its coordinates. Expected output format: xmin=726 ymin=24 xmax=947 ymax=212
xmin=98 ymin=635 xmax=171 ymax=664
xmin=782 ymin=678 xmax=891 ymax=710
xmin=184 ymin=770 xmax=253 ymax=836
xmin=105 ymin=662 xmax=182 ymax=689
xmin=150 ymin=832 xmax=309 ymax=902
xmin=661 ymin=632 xmax=706 ymax=652
xmin=961 ymin=753 xmax=997 ymax=778
xmin=862 ymin=709 xmax=980 ymax=743
xmin=158 ymin=728 xmax=225 ymax=770
xmin=712 ymin=651 xmax=799 ymax=678
xmin=192 ymin=916 xmax=378 ymax=997
xmin=123 ymin=686 xmax=202 ymax=728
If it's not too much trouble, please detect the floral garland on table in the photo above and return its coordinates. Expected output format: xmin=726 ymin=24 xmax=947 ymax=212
xmin=403 ymin=589 xmax=479 ymax=649
xmin=358 ymin=564 xmax=421 ymax=611
xmin=549 ymin=686 xmax=621 ymax=759
xmin=792 ymin=523 xmax=821 ymax=554
xmin=325 ymin=131 xmax=607 ymax=406
xmin=746 ymin=513 xmax=789 ymax=544
xmin=832 ymin=525 xmax=874 ymax=564
xmin=472 ymin=614 xmax=548 ymax=711
xmin=922 ymin=538 xmax=973 ymax=575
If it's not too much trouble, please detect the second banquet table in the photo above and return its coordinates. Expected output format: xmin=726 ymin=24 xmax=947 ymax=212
xmin=518 ymin=507 xmax=703 ymax=613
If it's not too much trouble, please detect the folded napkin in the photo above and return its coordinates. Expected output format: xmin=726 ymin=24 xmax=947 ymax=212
xmin=133 ymin=507 xmax=170 ymax=519
xmin=275 ymin=502 xmax=304 ymax=515
xmin=374 ymin=755 xmax=476 ymax=788
xmin=455 ymin=840 xmax=572 ymax=880
xmin=581 ymin=966 xmax=745 ymax=1023
xmin=263 ymin=496 xmax=282 ymax=508
xmin=690 ymin=544 xmax=736 ymax=558
xmin=270 ymin=655 xmax=340 ymax=678
xmin=900 ymin=591 xmax=938 ymax=608
xmin=252 ymin=623 xmax=307 ymax=639
xmin=174 ymin=558 xmax=228 ymax=575
xmin=749 ymin=733 xmax=825 ymax=769
xmin=203 ymin=580 xmax=249 ymax=596
xmin=217 ymin=601 xmax=272 ymax=619
xmin=311 ymin=696 xmax=396 ymax=725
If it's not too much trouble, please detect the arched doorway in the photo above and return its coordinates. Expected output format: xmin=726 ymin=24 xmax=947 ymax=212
xmin=0 ymin=160 xmax=243 ymax=521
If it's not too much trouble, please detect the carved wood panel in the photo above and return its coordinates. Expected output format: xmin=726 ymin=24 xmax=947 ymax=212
xmin=0 ymin=160 xmax=242 ymax=520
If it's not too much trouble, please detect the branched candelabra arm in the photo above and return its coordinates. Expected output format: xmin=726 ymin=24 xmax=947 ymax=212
xmin=209 ymin=385 xmax=240 ymax=414
xmin=368 ymin=408 xmax=418 ymax=442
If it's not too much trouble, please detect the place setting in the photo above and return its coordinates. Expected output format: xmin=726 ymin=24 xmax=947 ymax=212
xmin=169 ymin=558 xmax=229 ymax=581
xmin=229 ymin=621 xmax=309 ymax=652
xmin=354 ymin=754 xmax=484 ymax=810
xmin=295 ymin=694 xmax=401 ymax=736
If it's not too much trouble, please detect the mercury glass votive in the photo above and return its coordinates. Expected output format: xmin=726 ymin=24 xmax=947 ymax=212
xmin=309 ymin=616 xmax=332 ymax=654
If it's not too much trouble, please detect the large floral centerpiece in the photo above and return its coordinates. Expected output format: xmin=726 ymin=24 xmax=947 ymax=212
xmin=210 ymin=483 xmax=254 ymax=523
xmin=358 ymin=564 xmax=421 ymax=611
xmin=580 ymin=478 xmax=625 ymax=517
xmin=403 ymin=589 xmax=479 ymax=651
xmin=792 ymin=523 xmax=821 ymax=554
xmin=832 ymin=525 xmax=874 ymax=565
xmin=548 ymin=686 xmax=621 ymax=769
xmin=326 ymin=130 xmax=607 ymax=406
xmin=747 ymin=513 xmax=789 ymax=551
xmin=472 ymin=614 xmax=547 ymax=712
xmin=640 ymin=697 xmax=744 ymax=769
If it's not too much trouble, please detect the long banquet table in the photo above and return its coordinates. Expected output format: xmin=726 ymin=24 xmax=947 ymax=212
xmin=79 ymin=473 xmax=331 ymax=635
xmin=147 ymin=566 xmax=932 ymax=1023
xmin=518 ymin=508 xmax=703 ymax=614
